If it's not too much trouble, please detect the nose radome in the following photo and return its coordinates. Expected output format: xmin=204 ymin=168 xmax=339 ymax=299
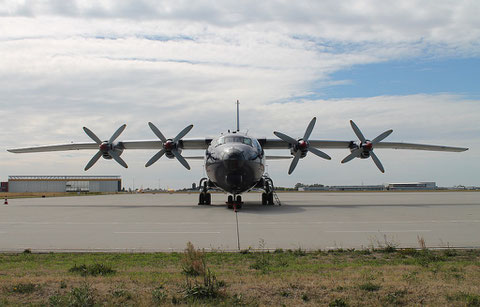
xmin=223 ymin=147 xmax=245 ymax=160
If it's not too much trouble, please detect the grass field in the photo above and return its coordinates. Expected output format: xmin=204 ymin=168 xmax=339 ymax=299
xmin=0 ymin=244 xmax=479 ymax=306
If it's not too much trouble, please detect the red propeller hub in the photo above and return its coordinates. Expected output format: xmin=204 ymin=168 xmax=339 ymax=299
xmin=164 ymin=140 xmax=175 ymax=151
xmin=364 ymin=141 xmax=373 ymax=150
xmin=99 ymin=143 xmax=110 ymax=152
xmin=298 ymin=140 xmax=308 ymax=150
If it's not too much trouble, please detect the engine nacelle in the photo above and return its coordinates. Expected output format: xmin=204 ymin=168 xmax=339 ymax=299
xmin=290 ymin=139 xmax=308 ymax=158
xmin=348 ymin=141 xmax=370 ymax=159
xmin=166 ymin=147 xmax=182 ymax=159
xmin=101 ymin=142 xmax=124 ymax=160
xmin=360 ymin=151 xmax=370 ymax=159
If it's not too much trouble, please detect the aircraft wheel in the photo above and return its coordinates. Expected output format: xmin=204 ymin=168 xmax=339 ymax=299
xmin=228 ymin=195 xmax=233 ymax=203
xmin=198 ymin=193 xmax=205 ymax=205
xmin=267 ymin=193 xmax=274 ymax=205
xmin=205 ymin=193 xmax=211 ymax=205
xmin=262 ymin=193 xmax=267 ymax=205
xmin=236 ymin=195 xmax=242 ymax=203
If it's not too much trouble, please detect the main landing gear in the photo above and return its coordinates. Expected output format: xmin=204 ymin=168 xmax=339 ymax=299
xmin=261 ymin=176 xmax=281 ymax=206
xmin=198 ymin=178 xmax=212 ymax=205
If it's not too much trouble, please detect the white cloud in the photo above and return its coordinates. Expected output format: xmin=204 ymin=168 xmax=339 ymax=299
xmin=0 ymin=0 xmax=479 ymax=188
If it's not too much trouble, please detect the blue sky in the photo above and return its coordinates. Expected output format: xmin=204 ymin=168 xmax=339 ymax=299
xmin=325 ymin=58 xmax=480 ymax=99
xmin=0 ymin=0 xmax=479 ymax=189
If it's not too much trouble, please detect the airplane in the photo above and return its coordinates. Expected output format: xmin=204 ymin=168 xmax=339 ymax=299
xmin=7 ymin=102 xmax=468 ymax=209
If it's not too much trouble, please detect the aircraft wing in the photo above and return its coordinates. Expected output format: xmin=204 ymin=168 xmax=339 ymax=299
xmin=7 ymin=142 xmax=99 ymax=153
xmin=7 ymin=139 xmax=211 ymax=154
xmin=260 ymin=139 xmax=468 ymax=152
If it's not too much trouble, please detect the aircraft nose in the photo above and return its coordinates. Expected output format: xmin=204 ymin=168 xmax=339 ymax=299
xmin=222 ymin=147 xmax=245 ymax=170
xmin=223 ymin=148 xmax=245 ymax=160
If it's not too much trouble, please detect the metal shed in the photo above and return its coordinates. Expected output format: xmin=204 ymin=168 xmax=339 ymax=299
xmin=8 ymin=176 xmax=121 ymax=193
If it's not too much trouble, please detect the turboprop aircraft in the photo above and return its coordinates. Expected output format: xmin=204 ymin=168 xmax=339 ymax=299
xmin=7 ymin=102 xmax=468 ymax=209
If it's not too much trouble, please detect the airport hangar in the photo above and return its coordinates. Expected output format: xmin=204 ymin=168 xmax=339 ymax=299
xmin=5 ymin=176 xmax=121 ymax=193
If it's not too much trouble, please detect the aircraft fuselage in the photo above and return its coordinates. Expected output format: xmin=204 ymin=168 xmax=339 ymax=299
xmin=205 ymin=132 xmax=265 ymax=194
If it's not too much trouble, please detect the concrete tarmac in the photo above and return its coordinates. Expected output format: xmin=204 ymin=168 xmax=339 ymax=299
xmin=0 ymin=192 xmax=479 ymax=252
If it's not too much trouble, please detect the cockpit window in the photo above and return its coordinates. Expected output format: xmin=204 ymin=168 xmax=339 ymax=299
xmin=216 ymin=136 xmax=253 ymax=146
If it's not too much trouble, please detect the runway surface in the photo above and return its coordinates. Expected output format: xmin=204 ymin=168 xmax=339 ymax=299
xmin=0 ymin=192 xmax=479 ymax=252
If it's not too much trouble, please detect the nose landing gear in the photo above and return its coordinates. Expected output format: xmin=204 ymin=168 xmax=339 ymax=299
xmin=227 ymin=194 xmax=242 ymax=209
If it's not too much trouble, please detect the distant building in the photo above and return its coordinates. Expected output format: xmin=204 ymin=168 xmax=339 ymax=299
xmin=329 ymin=185 xmax=385 ymax=191
xmin=387 ymin=182 xmax=436 ymax=190
xmin=8 ymin=176 xmax=121 ymax=193
xmin=298 ymin=186 xmax=328 ymax=191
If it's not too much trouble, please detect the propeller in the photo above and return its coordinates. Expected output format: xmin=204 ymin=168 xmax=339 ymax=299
xmin=145 ymin=122 xmax=193 ymax=170
xmin=83 ymin=124 xmax=128 ymax=171
xmin=274 ymin=117 xmax=331 ymax=175
xmin=341 ymin=120 xmax=393 ymax=173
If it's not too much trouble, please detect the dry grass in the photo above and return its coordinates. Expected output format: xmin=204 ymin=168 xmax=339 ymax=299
xmin=0 ymin=248 xmax=479 ymax=306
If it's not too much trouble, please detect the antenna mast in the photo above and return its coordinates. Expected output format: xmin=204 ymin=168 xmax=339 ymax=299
xmin=236 ymin=100 xmax=240 ymax=132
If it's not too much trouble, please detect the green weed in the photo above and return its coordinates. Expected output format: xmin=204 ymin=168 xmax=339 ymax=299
xmin=7 ymin=282 xmax=37 ymax=294
xmin=384 ymin=289 xmax=407 ymax=305
xmin=68 ymin=283 xmax=95 ymax=307
xmin=152 ymin=286 xmax=167 ymax=304
xmin=182 ymin=268 xmax=224 ymax=301
xmin=447 ymin=292 xmax=480 ymax=306
xmin=181 ymin=242 xmax=205 ymax=276
xmin=359 ymin=282 xmax=381 ymax=292
xmin=69 ymin=263 xmax=116 ymax=276
xmin=329 ymin=298 xmax=349 ymax=307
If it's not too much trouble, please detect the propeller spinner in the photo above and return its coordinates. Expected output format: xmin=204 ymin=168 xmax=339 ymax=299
xmin=83 ymin=124 xmax=128 ymax=171
xmin=274 ymin=117 xmax=331 ymax=175
xmin=341 ymin=120 xmax=393 ymax=173
xmin=145 ymin=122 xmax=193 ymax=170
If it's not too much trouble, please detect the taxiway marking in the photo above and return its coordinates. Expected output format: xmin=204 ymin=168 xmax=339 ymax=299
xmin=114 ymin=231 xmax=221 ymax=234
xmin=326 ymin=230 xmax=432 ymax=233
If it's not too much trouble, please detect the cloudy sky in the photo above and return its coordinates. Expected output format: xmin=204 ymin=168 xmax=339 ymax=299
xmin=1 ymin=0 xmax=479 ymax=189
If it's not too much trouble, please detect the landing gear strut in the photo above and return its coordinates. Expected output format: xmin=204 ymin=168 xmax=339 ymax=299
xmin=198 ymin=177 xmax=212 ymax=205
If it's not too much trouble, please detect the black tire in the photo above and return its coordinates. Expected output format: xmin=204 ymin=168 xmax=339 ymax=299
xmin=268 ymin=193 xmax=274 ymax=205
xmin=228 ymin=195 xmax=233 ymax=203
xmin=236 ymin=195 xmax=242 ymax=203
xmin=262 ymin=193 xmax=267 ymax=205
xmin=198 ymin=193 xmax=205 ymax=205
xmin=205 ymin=193 xmax=211 ymax=205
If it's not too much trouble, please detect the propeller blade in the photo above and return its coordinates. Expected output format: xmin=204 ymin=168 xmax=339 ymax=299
xmin=108 ymin=124 xmax=127 ymax=143
xmin=145 ymin=149 xmax=166 ymax=167
xmin=371 ymin=129 xmax=393 ymax=145
xmin=273 ymin=131 xmax=297 ymax=145
xmin=350 ymin=120 xmax=366 ymax=143
xmin=83 ymin=127 xmax=102 ymax=144
xmin=173 ymin=124 xmax=194 ymax=143
xmin=341 ymin=148 xmax=363 ymax=164
xmin=171 ymin=149 xmax=191 ymax=170
xmin=108 ymin=150 xmax=128 ymax=168
xmin=288 ymin=151 xmax=302 ymax=175
xmin=84 ymin=150 xmax=103 ymax=171
xmin=303 ymin=117 xmax=316 ymax=140
xmin=308 ymin=147 xmax=331 ymax=160
xmin=370 ymin=151 xmax=385 ymax=173
xmin=148 ymin=122 xmax=167 ymax=142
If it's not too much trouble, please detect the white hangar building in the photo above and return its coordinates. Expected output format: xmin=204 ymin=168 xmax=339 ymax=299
xmin=8 ymin=176 xmax=121 ymax=193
